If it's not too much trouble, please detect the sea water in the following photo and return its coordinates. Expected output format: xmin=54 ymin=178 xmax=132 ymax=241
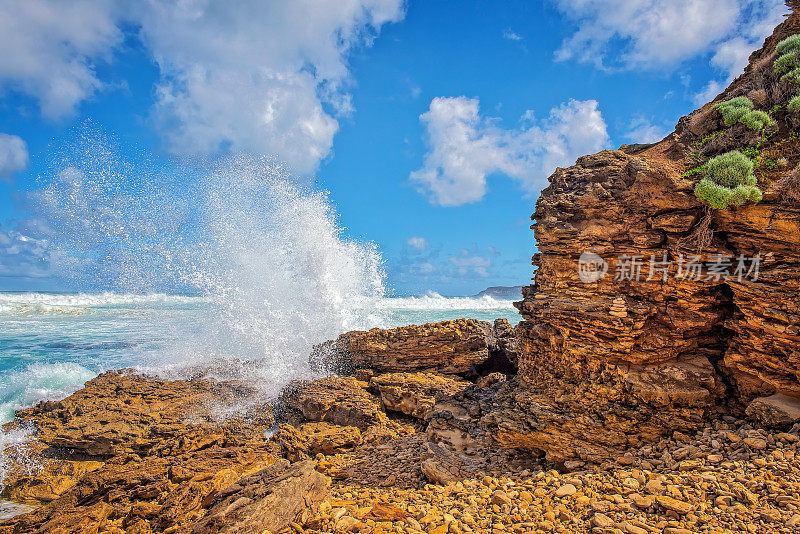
xmin=0 ymin=291 xmax=519 ymax=425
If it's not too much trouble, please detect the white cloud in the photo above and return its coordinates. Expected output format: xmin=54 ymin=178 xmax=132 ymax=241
xmin=0 ymin=225 xmax=50 ymax=280
xmin=0 ymin=134 xmax=28 ymax=181
xmin=135 ymin=0 xmax=404 ymax=173
xmin=410 ymin=96 xmax=610 ymax=206
xmin=503 ymin=29 xmax=523 ymax=42
xmin=693 ymin=2 xmax=786 ymax=103
xmin=406 ymin=236 xmax=429 ymax=251
xmin=0 ymin=0 xmax=122 ymax=118
xmin=417 ymin=262 xmax=436 ymax=274
xmin=625 ymin=117 xmax=670 ymax=144
xmin=554 ymin=0 xmax=784 ymax=73
xmin=450 ymin=250 xmax=492 ymax=278
xmin=693 ymin=80 xmax=727 ymax=106
xmin=0 ymin=0 xmax=404 ymax=173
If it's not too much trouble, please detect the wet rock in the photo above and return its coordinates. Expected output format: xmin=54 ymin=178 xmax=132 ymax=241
xmin=11 ymin=370 xmax=272 ymax=458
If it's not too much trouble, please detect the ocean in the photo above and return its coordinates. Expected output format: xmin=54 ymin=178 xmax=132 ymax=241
xmin=0 ymin=291 xmax=520 ymax=425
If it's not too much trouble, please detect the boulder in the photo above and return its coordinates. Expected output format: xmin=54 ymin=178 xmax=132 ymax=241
xmin=274 ymin=422 xmax=362 ymax=461
xmin=284 ymin=376 xmax=384 ymax=429
xmin=193 ymin=459 xmax=329 ymax=534
xmin=336 ymin=319 xmax=491 ymax=374
xmin=746 ymin=394 xmax=800 ymax=428
xmin=283 ymin=375 xmax=412 ymax=444
xmin=370 ymin=372 xmax=469 ymax=418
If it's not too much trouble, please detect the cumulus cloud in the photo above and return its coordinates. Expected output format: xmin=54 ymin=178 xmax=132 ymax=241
xmin=410 ymin=96 xmax=610 ymax=206
xmin=0 ymin=134 xmax=28 ymax=181
xmin=406 ymin=236 xmax=429 ymax=251
xmin=0 ymin=0 xmax=122 ymax=118
xmin=0 ymin=0 xmax=404 ymax=172
xmin=503 ymin=29 xmax=523 ymax=42
xmin=0 ymin=223 xmax=52 ymax=281
xmin=135 ymin=0 xmax=404 ymax=173
xmin=554 ymin=0 xmax=786 ymax=104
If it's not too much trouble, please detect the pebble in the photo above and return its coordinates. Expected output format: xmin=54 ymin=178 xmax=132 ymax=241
xmin=555 ymin=483 xmax=577 ymax=497
xmin=295 ymin=418 xmax=800 ymax=534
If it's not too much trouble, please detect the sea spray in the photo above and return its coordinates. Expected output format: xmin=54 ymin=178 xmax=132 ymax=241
xmin=0 ymin=424 xmax=37 ymax=495
xmin=157 ymin=154 xmax=387 ymax=393
xmin=26 ymin=127 xmax=387 ymax=396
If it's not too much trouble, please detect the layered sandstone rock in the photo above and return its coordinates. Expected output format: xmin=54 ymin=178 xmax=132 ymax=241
xmin=275 ymin=422 xmax=363 ymax=461
xmin=191 ymin=459 xmax=329 ymax=534
xmin=12 ymin=370 xmax=273 ymax=458
xmin=283 ymin=375 xmax=417 ymax=445
xmin=369 ymin=372 xmax=470 ymax=418
xmin=495 ymin=9 xmax=800 ymax=463
xmin=336 ymin=319 xmax=491 ymax=374
xmin=0 ymin=372 xmax=297 ymax=534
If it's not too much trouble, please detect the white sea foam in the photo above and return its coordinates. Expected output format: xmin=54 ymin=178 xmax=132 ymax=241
xmin=377 ymin=292 xmax=515 ymax=311
xmin=0 ymin=424 xmax=37 ymax=497
xmin=0 ymin=362 xmax=98 ymax=423
xmin=0 ymin=292 xmax=203 ymax=316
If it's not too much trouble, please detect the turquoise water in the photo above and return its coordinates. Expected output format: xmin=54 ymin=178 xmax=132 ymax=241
xmin=0 ymin=291 xmax=520 ymax=424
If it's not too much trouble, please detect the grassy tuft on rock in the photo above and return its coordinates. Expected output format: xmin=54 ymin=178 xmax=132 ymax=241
xmin=776 ymin=34 xmax=800 ymax=109
xmin=713 ymin=97 xmax=775 ymax=131
xmin=694 ymin=151 xmax=762 ymax=209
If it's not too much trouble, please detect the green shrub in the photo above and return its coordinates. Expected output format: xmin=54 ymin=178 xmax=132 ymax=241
xmin=777 ymin=33 xmax=800 ymax=57
xmin=776 ymin=34 xmax=800 ymax=111
xmin=774 ymin=47 xmax=800 ymax=75
xmin=694 ymin=151 xmax=762 ymax=209
xmin=713 ymin=97 xmax=775 ymax=130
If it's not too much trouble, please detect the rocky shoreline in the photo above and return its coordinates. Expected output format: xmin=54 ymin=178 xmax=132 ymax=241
xmin=1 ymin=318 xmax=800 ymax=533
xmin=5 ymin=7 xmax=800 ymax=534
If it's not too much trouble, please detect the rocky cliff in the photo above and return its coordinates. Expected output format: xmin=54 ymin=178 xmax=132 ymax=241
xmin=502 ymin=7 xmax=800 ymax=463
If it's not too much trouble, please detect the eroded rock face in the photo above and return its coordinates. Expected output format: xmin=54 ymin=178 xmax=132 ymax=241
xmin=336 ymin=319 xmax=491 ymax=374
xmin=192 ymin=459 xmax=329 ymax=534
xmin=12 ymin=370 xmax=273 ymax=458
xmin=501 ymin=10 xmax=800 ymax=462
xmin=370 ymin=372 xmax=470 ymax=419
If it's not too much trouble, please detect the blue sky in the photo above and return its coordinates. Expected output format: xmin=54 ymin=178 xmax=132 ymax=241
xmin=0 ymin=0 xmax=788 ymax=295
